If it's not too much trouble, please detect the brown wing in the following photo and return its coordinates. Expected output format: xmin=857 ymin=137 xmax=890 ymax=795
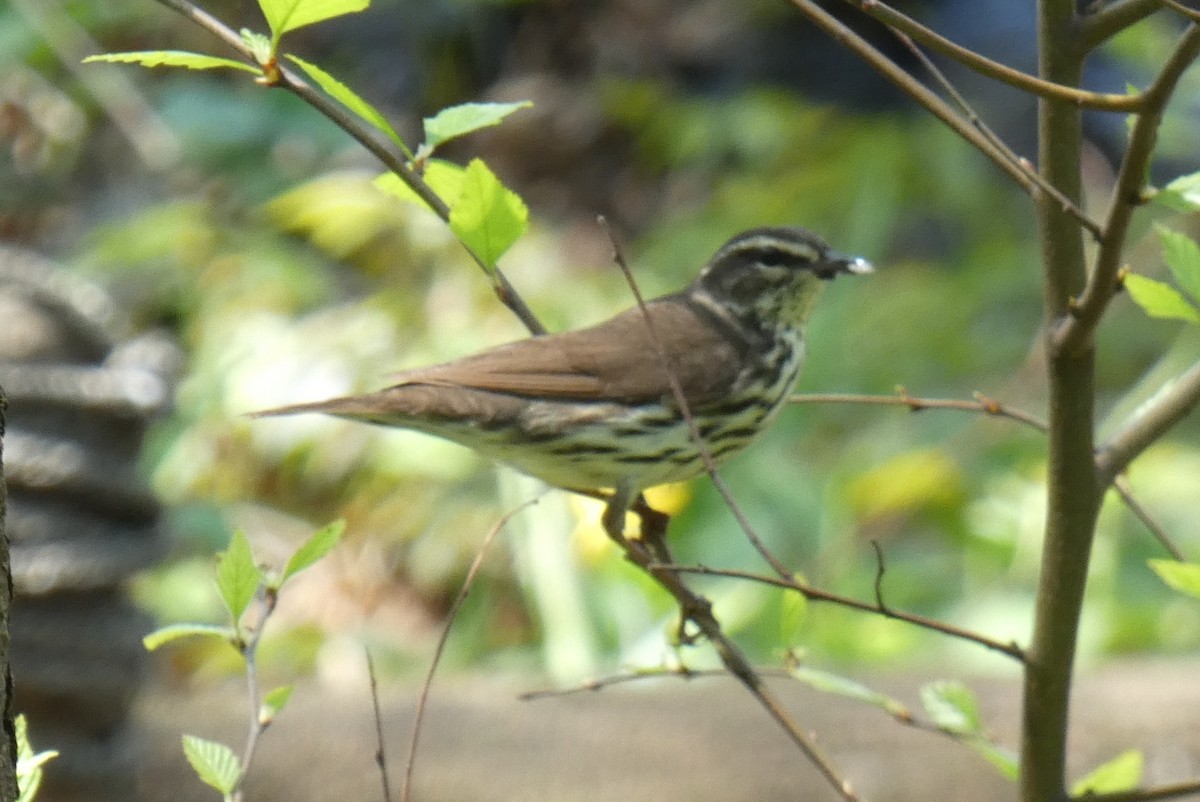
xmin=396 ymin=295 xmax=748 ymax=405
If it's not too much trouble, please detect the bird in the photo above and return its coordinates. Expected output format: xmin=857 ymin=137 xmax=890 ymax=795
xmin=253 ymin=226 xmax=872 ymax=538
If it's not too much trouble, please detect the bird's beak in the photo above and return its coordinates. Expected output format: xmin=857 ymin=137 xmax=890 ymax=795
xmin=817 ymin=252 xmax=874 ymax=280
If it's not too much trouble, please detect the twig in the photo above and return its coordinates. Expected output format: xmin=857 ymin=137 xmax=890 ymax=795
xmin=787 ymin=0 xmax=1104 ymax=237
xmin=1111 ymin=475 xmax=1186 ymax=561
xmin=149 ymin=0 xmax=546 ymax=336
xmin=365 ymin=649 xmax=393 ymax=802
xmin=1082 ymin=0 xmax=1170 ymax=51
xmin=791 ymin=388 xmax=1048 ymax=432
xmin=850 ymin=0 xmax=1143 ymax=111
xmin=597 ymin=218 xmax=857 ymax=801
xmin=401 ymin=498 xmax=537 ymax=802
xmin=886 ymin=27 xmax=1103 ymax=240
xmin=1056 ymin=24 xmax=1200 ymax=355
xmin=520 ymin=666 xmax=760 ymax=700
xmin=870 ymin=541 xmax=889 ymax=612
xmin=1095 ymin=359 xmax=1200 ymax=484
xmin=599 ymin=217 xmax=793 ymax=579
xmin=656 ymin=563 xmax=1026 ymax=661
xmin=231 ymin=588 xmax=278 ymax=802
xmin=1159 ymin=0 xmax=1200 ymax=24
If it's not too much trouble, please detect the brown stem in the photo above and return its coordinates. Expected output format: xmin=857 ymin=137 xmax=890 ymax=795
xmin=149 ymin=0 xmax=547 ymax=336
xmin=851 ymin=0 xmax=1143 ymax=111
xmin=1095 ymin=360 xmax=1200 ymax=484
xmin=1056 ymin=24 xmax=1200 ymax=355
xmin=1081 ymin=0 xmax=1167 ymax=51
xmin=1022 ymin=4 xmax=1099 ymax=801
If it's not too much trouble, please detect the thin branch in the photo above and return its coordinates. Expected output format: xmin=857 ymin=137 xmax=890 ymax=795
xmin=656 ymin=563 xmax=1026 ymax=661
xmin=600 ymin=218 xmax=793 ymax=579
xmin=365 ymin=649 xmax=393 ymax=802
xmin=1082 ymin=0 xmax=1169 ymax=51
xmin=1160 ymin=0 xmax=1200 ymax=24
xmin=1096 ymin=359 xmax=1200 ymax=484
xmin=401 ymin=498 xmax=537 ymax=802
xmin=231 ymin=588 xmax=277 ymax=802
xmin=149 ymin=0 xmax=546 ymax=336
xmin=787 ymin=0 xmax=1104 ymax=238
xmin=850 ymin=0 xmax=1143 ymax=111
xmin=598 ymin=219 xmax=856 ymax=800
xmin=885 ymin=29 xmax=1104 ymax=240
xmin=520 ymin=666 xmax=761 ymax=700
xmin=1057 ymin=24 xmax=1200 ymax=355
xmin=1111 ymin=475 xmax=1186 ymax=560
xmin=791 ymin=388 xmax=1048 ymax=432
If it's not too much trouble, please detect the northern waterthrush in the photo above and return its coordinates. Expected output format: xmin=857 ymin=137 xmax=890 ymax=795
xmin=254 ymin=227 xmax=871 ymax=535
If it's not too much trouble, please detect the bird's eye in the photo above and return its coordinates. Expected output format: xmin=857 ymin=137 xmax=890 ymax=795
xmin=756 ymin=248 xmax=791 ymax=267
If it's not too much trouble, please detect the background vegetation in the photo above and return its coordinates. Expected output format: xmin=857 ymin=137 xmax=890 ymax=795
xmin=4 ymin=0 xmax=1199 ymax=697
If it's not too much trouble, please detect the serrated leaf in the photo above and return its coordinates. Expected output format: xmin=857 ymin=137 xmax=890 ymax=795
xmin=1071 ymin=749 xmax=1143 ymax=795
xmin=1154 ymin=170 xmax=1200 ymax=212
xmin=921 ymin=680 xmax=981 ymax=734
xmin=282 ymin=519 xmax=345 ymax=582
xmin=182 ymin=735 xmax=241 ymax=795
xmin=260 ymin=0 xmax=369 ymax=39
xmin=1125 ymin=274 xmax=1200 ymax=324
xmin=261 ymin=685 xmax=295 ymax=724
xmin=422 ymin=101 xmax=532 ymax=154
xmin=240 ymin=28 xmax=274 ymax=64
xmin=285 ymin=55 xmax=407 ymax=153
xmin=216 ymin=530 xmax=262 ymax=621
xmin=374 ymin=159 xmax=466 ymax=211
xmin=790 ymin=666 xmax=911 ymax=719
xmin=83 ymin=51 xmax=260 ymax=75
xmin=1148 ymin=559 xmax=1200 ymax=600
xmin=1156 ymin=226 xmax=1200 ymax=304
xmin=143 ymin=623 xmax=238 ymax=651
xmin=449 ymin=158 xmax=528 ymax=269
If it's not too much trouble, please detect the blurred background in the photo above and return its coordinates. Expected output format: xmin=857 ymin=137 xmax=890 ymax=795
xmin=3 ymin=0 xmax=1200 ymax=797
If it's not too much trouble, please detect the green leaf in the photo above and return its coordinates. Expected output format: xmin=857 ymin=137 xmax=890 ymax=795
xmin=282 ymin=519 xmax=345 ymax=582
xmin=449 ymin=158 xmax=528 ymax=269
xmin=1154 ymin=170 xmax=1200 ymax=212
xmin=260 ymin=685 xmax=295 ymax=724
xmin=1071 ymin=749 xmax=1143 ymax=796
xmin=1124 ymin=274 xmax=1200 ymax=324
xmin=143 ymin=623 xmax=238 ymax=651
xmin=422 ymin=101 xmax=532 ymax=154
xmin=15 ymin=715 xmax=58 ymax=802
xmin=240 ymin=28 xmax=274 ymax=65
xmin=285 ymin=55 xmax=408 ymax=153
xmin=969 ymin=740 xmax=1019 ymax=782
xmin=182 ymin=735 xmax=241 ymax=795
xmin=789 ymin=666 xmax=911 ymax=719
xmin=1156 ymin=225 xmax=1200 ymax=304
xmin=374 ymin=159 xmax=466 ymax=212
xmin=1148 ymin=559 xmax=1200 ymax=600
xmin=216 ymin=530 xmax=262 ymax=622
xmin=83 ymin=51 xmax=260 ymax=75
xmin=259 ymin=0 xmax=369 ymax=39
xmin=921 ymin=680 xmax=981 ymax=734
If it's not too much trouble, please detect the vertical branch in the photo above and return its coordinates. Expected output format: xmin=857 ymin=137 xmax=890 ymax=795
xmin=1022 ymin=4 xmax=1102 ymax=802
xmin=0 ymin=391 xmax=16 ymax=802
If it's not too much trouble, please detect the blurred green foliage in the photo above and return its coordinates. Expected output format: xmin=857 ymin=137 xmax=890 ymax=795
xmin=6 ymin=0 xmax=1200 ymax=684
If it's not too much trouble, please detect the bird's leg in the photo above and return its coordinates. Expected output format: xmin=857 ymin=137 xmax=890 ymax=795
xmin=631 ymin=494 xmax=673 ymax=565
xmin=599 ymin=482 xmax=670 ymax=559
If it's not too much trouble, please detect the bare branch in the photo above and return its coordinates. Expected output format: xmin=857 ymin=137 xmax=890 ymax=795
xmin=1057 ymin=24 xmax=1200 ymax=355
xmin=787 ymin=0 xmax=1103 ymax=237
xmin=791 ymin=388 xmax=1048 ymax=432
xmin=1082 ymin=0 xmax=1168 ymax=51
xmin=365 ymin=649 xmax=393 ymax=802
xmin=1111 ymin=475 xmax=1186 ymax=560
xmin=656 ymin=563 xmax=1027 ymax=661
xmin=1160 ymin=0 xmax=1200 ymax=24
xmin=401 ymin=499 xmax=537 ymax=802
xmin=850 ymin=0 xmax=1143 ymax=111
xmin=150 ymin=0 xmax=547 ymax=336
xmin=1096 ymin=360 xmax=1200 ymax=484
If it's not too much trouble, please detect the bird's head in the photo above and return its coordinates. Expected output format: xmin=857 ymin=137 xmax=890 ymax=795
xmin=694 ymin=226 xmax=872 ymax=331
